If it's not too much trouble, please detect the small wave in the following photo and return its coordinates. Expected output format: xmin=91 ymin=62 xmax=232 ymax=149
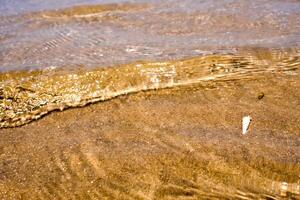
xmin=0 ymin=50 xmax=300 ymax=128
xmin=36 ymin=3 xmax=149 ymax=19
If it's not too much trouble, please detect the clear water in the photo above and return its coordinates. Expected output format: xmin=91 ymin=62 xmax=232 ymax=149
xmin=0 ymin=0 xmax=299 ymax=71
xmin=0 ymin=0 xmax=300 ymax=199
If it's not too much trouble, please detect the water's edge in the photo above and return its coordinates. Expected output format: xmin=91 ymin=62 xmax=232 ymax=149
xmin=1 ymin=50 xmax=299 ymax=128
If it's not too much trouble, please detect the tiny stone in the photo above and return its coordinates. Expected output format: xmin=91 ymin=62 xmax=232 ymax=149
xmin=257 ymin=92 xmax=265 ymax=100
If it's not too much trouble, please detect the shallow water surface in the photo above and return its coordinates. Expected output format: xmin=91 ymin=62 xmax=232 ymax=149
xmin=1 ymin=0 xmax=300 ymax=71
xmin=0 ymin=0 xmax=300 ymax=199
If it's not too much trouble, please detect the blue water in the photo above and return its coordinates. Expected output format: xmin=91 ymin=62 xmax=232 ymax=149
xmin=0 ymin=0 xmax=299 ymax=71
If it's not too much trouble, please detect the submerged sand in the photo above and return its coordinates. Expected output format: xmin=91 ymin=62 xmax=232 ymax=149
xmin=0 ymin=72 xmax=299 ymax=199
xmin=1 ymin=0 xmax=300 ymax=199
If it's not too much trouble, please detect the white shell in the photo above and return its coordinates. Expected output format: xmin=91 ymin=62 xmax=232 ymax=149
xmin=242 ymin=116 xmax=252 ymax=135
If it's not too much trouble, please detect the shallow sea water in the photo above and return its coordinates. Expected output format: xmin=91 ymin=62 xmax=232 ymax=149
xmin=0 ymin=0 xmax=300 ymax=199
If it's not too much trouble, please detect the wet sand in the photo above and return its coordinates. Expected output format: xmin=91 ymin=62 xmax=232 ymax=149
xmin=0 ymin=73 xmax=299 ymax=199
xmin=1 ymin=1 xmax=300 ymax=199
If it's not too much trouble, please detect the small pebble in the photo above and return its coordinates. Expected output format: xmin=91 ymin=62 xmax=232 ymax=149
xmin=257 ymin=92 xmax=265 ymax=100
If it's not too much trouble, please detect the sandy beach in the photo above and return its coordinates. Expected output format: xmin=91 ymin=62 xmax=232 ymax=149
xmin=1 ymin=0 xmax=300 ymax=199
